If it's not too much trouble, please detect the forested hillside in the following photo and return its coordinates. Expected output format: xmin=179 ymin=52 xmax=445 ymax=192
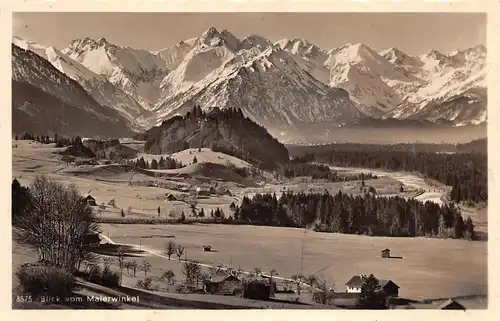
xmin=287 ymin=144 xmax=487 ymax=203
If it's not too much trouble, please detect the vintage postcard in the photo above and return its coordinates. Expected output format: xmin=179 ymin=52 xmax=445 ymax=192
xmin=2 ymin=0 xmax=497 ymax=320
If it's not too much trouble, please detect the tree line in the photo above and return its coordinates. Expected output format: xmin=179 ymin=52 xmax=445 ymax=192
xmin=276 ymin=157 xmax=378 ymax=182
xmin=288 ymin=148 xmax=487 ymax=203
xmin=124 ymin=156 xmax=185 ymax=170
xmin=15 ymin=131 xmax=77 ymax=148
xmin=233 ymin=191 xmax=475 ymax=240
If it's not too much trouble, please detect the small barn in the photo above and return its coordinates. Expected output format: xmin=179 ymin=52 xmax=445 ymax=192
xmin=84 ymin=195 xmax=97 ymax=206
xmin=345 ymin=275 xmax=400 ymax=297
xmin=203 ymin=274 xmax=242 ymax=295
xmin=437 ymin=299 xmax=467 ymax=310
xmin=83 ymin=233 xmax=101 ymax=248
xmin=381 ymin=248 xmax=391 ymax=258
xmin=242 ymin=279 xmax=272 ymax=300
xmin=165 ymin=193 xmax=177 ymax=201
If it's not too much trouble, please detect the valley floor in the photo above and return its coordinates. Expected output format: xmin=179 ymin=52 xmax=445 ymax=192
xmin=11 ymin=139 xmax=488 ymax=308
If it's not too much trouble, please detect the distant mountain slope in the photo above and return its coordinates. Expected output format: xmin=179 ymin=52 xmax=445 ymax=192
xmin=12 ymin=44 xmax=133 ymax=137
xmin=13 ymin=36 xmax=151 ymax=130
xmin=62 ymin=37 xmax=169 ymax=109
xmin=137 ymin=106 xmax=290 ymax=169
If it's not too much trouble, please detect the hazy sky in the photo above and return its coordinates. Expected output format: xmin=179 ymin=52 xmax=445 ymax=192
xmin=13 ymin=12 xmax=486 ymax=55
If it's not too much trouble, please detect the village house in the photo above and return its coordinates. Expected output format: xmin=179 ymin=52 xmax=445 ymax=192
xmin=84 ymin=195 xmax=97 ymax=206
xmin=437 ymin=298 xmax=467 ymax=310
xmin=345 ymin=275 xmax=400 ymax=297
xmin=203 ymin=274 xmax=242 ymax=295
xmin=381 ymin=248 xmax=391 ymax=258
xmin=84 ymin=233 xmax=101 ymax=248
xmin=196 ymin=187 xmax=211 ymax=197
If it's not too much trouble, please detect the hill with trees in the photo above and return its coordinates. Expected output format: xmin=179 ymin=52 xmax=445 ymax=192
xmin=136 ymin=106 xmax=290 ymax=169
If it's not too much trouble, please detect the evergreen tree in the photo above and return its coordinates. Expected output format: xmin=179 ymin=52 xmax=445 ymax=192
xmin=356 ymin=274 xmax=388 ymax=309
xmin=151 ymin=159 xmax=158 ymax=169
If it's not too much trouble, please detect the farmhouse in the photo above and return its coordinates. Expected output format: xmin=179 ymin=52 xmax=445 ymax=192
xmin=202 ymin=245 xmax=212 ymax=252
xmin=84 ymin=195 xmax=97 ymax=206
xmin=437 ymin=298 xmax=467 ymax=310
xmin=84 ymin=233 xmax=101 ymax=248
xmin=345 ymin=275 xmax=400 ymax=297
xmin=381 ymin=248 xmax=391 ymax=258
xmin=203 ymin=274 xmax=242 ymax=295
xmin=196 ymin=187 xmax=211 ymax=196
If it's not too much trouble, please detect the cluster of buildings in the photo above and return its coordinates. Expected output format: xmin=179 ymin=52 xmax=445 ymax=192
xmin=202 ymin=274 xmax=275 ymax=300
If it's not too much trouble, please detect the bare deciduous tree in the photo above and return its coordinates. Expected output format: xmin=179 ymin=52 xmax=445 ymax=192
xmin=14 ymin=175 xmax=99 ymax=272
xmin=176 ymin=245 xmax=185 ymax=261
xmin=165 ymin=241 xmax=176 ymax=260
xmin=291 ymin=273 xmax=305 ymax=295
xmin=141 ymin=260 xmax=152 ymax=276
xmin=252 ymin=268 xmax=262 ymax=278
xmin=124 ymin=261 xmax=132 ymax=274
xmin=306 ymin=275 xmax=318 ymax=292
xmin=161 ymin=269 xmax=175 ymax=284
xmin=130 ymin=260 xmax=138 ymax=277
xmin=116 ymin=246 xmax=125 ymax=283
xmin=182 ymin=261 xmax=201 ymax=288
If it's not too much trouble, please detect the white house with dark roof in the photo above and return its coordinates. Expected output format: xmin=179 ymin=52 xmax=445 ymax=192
xmin=345 ymin=275 xmax=400 ymax=297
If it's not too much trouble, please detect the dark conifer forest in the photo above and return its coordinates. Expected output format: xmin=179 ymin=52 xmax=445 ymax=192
xmin=235 ymin=191 xmax=475 ymax=240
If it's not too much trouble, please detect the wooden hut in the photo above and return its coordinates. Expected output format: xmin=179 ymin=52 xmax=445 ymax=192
xmin=84 ymin=195 xmax=97 ymax=206
xmin=203 ymin=275 xmax=242 ymax=295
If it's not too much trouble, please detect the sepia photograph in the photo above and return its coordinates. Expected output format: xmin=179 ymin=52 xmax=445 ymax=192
xmin=9 ymin=10 xmax=488 ymax=311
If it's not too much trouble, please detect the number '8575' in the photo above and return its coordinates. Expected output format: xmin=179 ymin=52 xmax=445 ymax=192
xmin=16 ymin=296 xmax=33 ymax=303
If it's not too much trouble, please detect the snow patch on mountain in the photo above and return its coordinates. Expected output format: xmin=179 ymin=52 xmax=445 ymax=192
xmin=63 ymin=37 xmax=169 ymax=109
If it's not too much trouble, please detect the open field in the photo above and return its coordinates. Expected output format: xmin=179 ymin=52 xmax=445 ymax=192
xmin=98 ymin=223 xmax=487 ymax=303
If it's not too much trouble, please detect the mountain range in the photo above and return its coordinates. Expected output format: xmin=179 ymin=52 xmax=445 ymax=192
xmin=11 ymin=28 xmax=487 ymax=139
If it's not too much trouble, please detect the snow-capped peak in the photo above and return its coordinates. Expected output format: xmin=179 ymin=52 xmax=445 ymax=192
xmin=196 ymin=27 xmax=241 ymax=51
xmin=241 ymin=35 xmax=273 ymax=50
xmin=12 ymin=36 xmax=48 ymax=59
xmin=276 ymin=38 xmax=325 ymax=57
xmin=422 ymin=49 xmax=447 ymax=61
xmin=380 ymin=47 xmax=407 ymax=61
